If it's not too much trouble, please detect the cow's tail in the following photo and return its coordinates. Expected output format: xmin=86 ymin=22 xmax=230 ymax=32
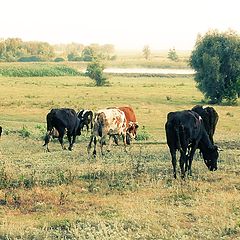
xmin=174 ymin=121 xmax=185 ymax=153
xmin=43 ymin=112 xmax=54 ymax=147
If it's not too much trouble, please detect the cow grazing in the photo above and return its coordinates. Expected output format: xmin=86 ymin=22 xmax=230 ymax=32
xmin=87 ymin=108 xmax=127 ymax=157
xmin=192 ymin=105 xmax=219 ymax=144
xmin=109 ymin=106 xmax=138 ymax=145
xmin=118 ymin=106 xmax=138 ymax=144
xmin=77 ymin=109 xmax=93 ymax=132
xmin=165 ymin=110 xmax=218 ymax=178
xmin=0 ymin=126 xmax=2 ymax=138
xmin=43 ymin=108 xmax=81 ymax=152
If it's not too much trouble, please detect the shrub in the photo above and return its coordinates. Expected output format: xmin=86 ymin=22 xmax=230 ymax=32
xmin=18 ymin=126 xmax=30 ymax=138
xmin=85 ymin=61 xmax=108 ymax=86
xmin=18 ymin=56 xmax=44 ymax=62
xmin=54 ymin=57 xmax=65 ymax=62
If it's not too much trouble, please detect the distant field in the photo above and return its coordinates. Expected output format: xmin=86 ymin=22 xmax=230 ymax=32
xmin=0 ymin=73 xmax=240 ymax=239
xmin=0 ymin=50 xmax=191 ymax=78
xmin=108 ymin=50 xmax=191 ymax=68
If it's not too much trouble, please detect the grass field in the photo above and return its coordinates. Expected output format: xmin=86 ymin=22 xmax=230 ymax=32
xmin=0 ymin=72 xmax=240 ymax=239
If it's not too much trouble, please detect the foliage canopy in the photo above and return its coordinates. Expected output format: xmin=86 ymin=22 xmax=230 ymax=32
xmin=190 ymin=30 xmax=240 ymax=104
xmin=85 ymin=61 xmax=108 ymax=86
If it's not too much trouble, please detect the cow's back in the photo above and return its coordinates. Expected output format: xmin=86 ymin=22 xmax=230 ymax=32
xmin=192 ymin=105 xmax=219 ymax=141
xmin=47 ymin=108 xmax=79 ymax=134
xmin=95 ymin=108 xmax=127 ymax=135
xmin=118 ymin=106 xmax=137 ymax=123
xmin=166 ymin=110 xmax=202 ymax=142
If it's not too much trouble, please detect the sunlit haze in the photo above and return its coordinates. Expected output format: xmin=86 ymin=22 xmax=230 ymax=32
xmin=1 ymin=0 xmax=239 ymax=50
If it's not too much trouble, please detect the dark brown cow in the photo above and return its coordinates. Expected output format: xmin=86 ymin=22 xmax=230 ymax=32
xmin=192 ymin=105 xmax=219 ymax=144
xmin=43 ymin=108 xmax=81 ymax=151
xmin=165 ymin=110 xmax=219 ymax=178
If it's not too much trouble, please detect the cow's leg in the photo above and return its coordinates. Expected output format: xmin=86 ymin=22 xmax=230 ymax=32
xmin=122 ymin=133 xmax=127 ymax=152
xmin=93 ymin=137 xmax=97 ymax=157
xmin=87 ymin=135 xmax=94 ymax=157
xmin=179 ymin=150 xmax=187 ymax=179
xmin=170 ymin=148 xmax=177 ymax=179
xmin=43 ymin=131 xmax=51 ymax=152
xmin=68 ymin=134 xmax=76 ymax=151
xmin=71 ymin=135 xmax=77 ymax=150
xmin=107 ymin=135 xmax=113 ymax=152
xmin=67 ymin=134 xmax=72 ymax=151
xmin=99 ymin=137 xmax=105 ymax=156
xmin=187 ymin=143 xmax=198 ymax=176
xmin=58 ymin=130 xmax=66 ymax=150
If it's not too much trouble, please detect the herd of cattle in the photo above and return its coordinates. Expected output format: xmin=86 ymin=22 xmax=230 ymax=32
xmin=42 ymin=106 xmax=138 ymax=154
xmin=0 ymin=105 xmax=219 ymax=178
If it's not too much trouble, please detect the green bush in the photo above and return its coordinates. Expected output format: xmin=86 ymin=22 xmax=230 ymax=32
xmin=136 ymin=127 xmax=151 ymax=141
xmin=54 ymin=57 xmax=65 ymax=62
xmin=18 ymin=126 xmax=31 ymax=138
xmin=18 ymin=56 xmax=44 ymax=62
xmin=85 ymin=61 xmax=108 ymax=86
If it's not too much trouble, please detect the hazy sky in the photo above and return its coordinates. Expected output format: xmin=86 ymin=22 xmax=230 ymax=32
xmin=1 ymin=0 xmax=239 ymax=50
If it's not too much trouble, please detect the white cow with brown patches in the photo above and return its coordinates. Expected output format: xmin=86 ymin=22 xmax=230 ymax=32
xmin=87 ymin=108 xmax=127 ymax=157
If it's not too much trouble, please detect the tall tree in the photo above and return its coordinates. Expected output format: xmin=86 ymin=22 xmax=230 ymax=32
xmin=190 ymin=30 xmax=240 ymax=104
xmin=143 ymin=45 xmax=151 ymax=60
xmin=168 ymin=48 xmax=178 ymax=61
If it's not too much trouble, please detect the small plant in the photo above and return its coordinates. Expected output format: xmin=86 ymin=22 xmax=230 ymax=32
xmin=166 ymin=95 xmax=172 ymax=101
xmin=18 ymin=125 xmax=30 ymax=138
xmin=135 ymin=126 xmax=151 ymax=141
xmin=226 ymin=112 xmax=234 ymax=117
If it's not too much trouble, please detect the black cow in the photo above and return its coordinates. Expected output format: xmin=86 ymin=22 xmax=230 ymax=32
xmin=77 ymin=109 xmax=93 ymax=132
xmin=165 ymin=110 xmax=218 ymax=178
xmin=0 ymin=126 xmax=2 ymax=138
xmin=192 ymin=105 xmax=219 ymax=144
xmin=43 ymin=108 xmax=81 ymax=152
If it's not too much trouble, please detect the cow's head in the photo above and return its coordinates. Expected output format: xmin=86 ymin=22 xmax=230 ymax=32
xmin=126 ymin=122 xmax=139 ymax=144
xmin=202 ymin=145 xmax=218 ymax=171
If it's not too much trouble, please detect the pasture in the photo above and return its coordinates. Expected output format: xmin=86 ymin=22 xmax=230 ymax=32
xmin=0 ymin=72 xmax=240 ymax=239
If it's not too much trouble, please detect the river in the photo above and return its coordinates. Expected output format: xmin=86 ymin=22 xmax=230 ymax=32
xmin=103 ymin=68 xmax=195 ymax=75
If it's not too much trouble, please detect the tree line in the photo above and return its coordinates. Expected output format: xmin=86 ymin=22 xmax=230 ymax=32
xmin=0 ymin=38 xmax=116 ymax=62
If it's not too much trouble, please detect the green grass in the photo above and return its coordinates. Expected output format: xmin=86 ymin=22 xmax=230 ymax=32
xmin=0 ymin=62 xmax=83 ymax=77
xmin=0 ymin=72 xmax=240 ymax=239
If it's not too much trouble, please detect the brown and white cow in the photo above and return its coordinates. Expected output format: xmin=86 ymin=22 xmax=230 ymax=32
xmin=108 ymin=106 xmax=138 ymax=145
xmin=118 ymin=106 xmax=138 ymax=143
xmin=87 ymin=108 xmax=127 ymax=157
